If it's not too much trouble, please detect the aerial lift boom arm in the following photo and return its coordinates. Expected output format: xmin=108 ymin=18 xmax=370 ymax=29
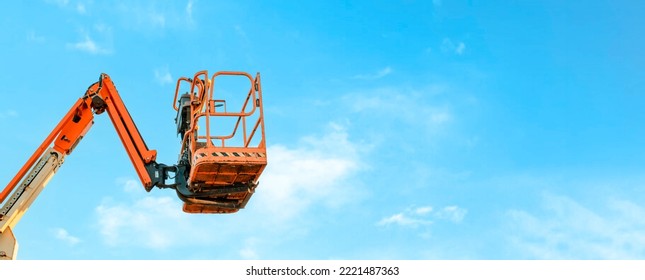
xmin=0 ymin=73 xmax=172 ymax=259
xmin=0 ymin=70 xmax=267 ymax=259
xmin=84 ymin=73 xmax=177 ymax=190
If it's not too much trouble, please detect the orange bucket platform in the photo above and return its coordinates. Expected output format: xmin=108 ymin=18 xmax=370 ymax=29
xmin=174 ymin=71 xmax=266 ymax=213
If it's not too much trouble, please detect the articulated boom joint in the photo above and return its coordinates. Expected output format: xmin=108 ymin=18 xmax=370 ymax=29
xmin=84 ymin=75 xmax=109 ymax=115
xmin=89 ymin=95 xmax=108 ymax=115
xmin=144 ymin=162 xmax=188 ymax=192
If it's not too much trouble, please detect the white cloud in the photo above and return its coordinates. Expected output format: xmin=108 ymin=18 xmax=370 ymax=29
xmin=234 ymin=25 xmax=249 ymax=42
xmin=95 ymin=122 xmax=364 ymax=254
xmin=378 ymin=213 xmax=432 ymax=228
xmin=53 ymin=228 xmax=81 ymax=245
xmin=415 ymin=206 xmax=433 ymax=215
xmin=0 ymin=110 xmax=18 ymax=119
xmin=27 ymin=31 xmax=45 ymax=43
xmin=186 ymin=0 xmax=194 ymax=24
xmin=76 ymin=2 xmax=86 ymax=14
xmin=352 ymin=67 xmax=393 ymax=80
xmin=378 ymin=205 xmax=466 ymax=228
xmin=507 ymin=193 xmax=645 ymax=259
xmin=342 ymin=85 xmax=453 ymax=133
xmin=67 ymin=25 xmax=113 ymax=55
xmin=239 ymin=238 xmax=260 ymax=260
xmin=95 ymin=178 xmax=195 ymax=250
xmin=435 ymin=206 xmax=467 ymax=223
xmin=95 ymin=195 xmax=188 ymax=249
xmin=154 ymin=67 xmax=173 ymax=85
xmin=118 ymin=178 xmax=142 ymax=194
xmin=46 ymin=0 xmax=70 ymax=7
xmin=429 ymin=111 xmax=452 ymax=125
xmin=115 ymin=1 xmax=196 ymax=31
xmin=255 ymin=122 xmax=362 ymax=222
xmin=441 ymin=38 xmax=466 ymax=55
xmin=149 ymin=13 xmax=166 ymax=28
xmin=455 ymin=42 xmax=466 ymax=55
xmin=46 ymin=0 xmax=89 ymax=15
xmin=68 ymin=35 xmax=108 ymax=54
xmin=115 ymin=2 xmax=165 ymax=29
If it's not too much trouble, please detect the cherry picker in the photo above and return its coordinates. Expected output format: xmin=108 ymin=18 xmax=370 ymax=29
xmin=0 ymin=70 xmax=267 ymax=259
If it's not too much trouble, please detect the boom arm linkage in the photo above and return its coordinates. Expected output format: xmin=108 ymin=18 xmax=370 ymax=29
xmin=0 ymin=70 xmax=267 ymax=258
xmin=84 ymin=73 xmax=184 ymax=191
xmin=0 ymin=73 xmax=186 ymax=259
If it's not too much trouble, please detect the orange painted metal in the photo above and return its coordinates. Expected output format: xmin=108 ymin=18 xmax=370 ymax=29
xmin=2 ymin=71 xmax=267 ymax=215
xmin=0 ymin=98 xmax=92 ymax=204
xmin=88 ymin=74 xmax=157 ymax=189
xmin=53 ymin=100 xmax=94 ymax=154
xmin=1 ymin=73 xmax=160 ymax=206
xmin=173 ymin=71 xmax=267 ymax=213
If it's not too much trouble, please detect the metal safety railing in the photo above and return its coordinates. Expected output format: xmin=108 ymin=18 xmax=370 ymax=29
xmin=173 ymin=71 xmax=265 ymax=156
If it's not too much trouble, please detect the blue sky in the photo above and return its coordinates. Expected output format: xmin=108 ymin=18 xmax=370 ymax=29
xmin=1 ymin=0 xmax=645 ymax=260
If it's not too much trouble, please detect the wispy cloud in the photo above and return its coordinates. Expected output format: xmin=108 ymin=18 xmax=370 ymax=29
xmin=95 ymin=195 xmax=189 ymax=249
xmin=0 ymin=109 xmax=18 ymax=119
xmin=46 ymin=0 xmax=89 ymax=15
xmin=378 ymin=212 xmax=432 ymax=228
xmin=376 ymin=205 xmax=468 ymax=237
xmin=115 ymin=1 xmax=196 ymax=31
xmin=27 ymin=30 xmax=45 ymax=43
xmin=95 ymin=178 xmax=196 ymax=250
xmin=95 ymin=123 xmax=364 ymax=255
xmin=232 ymin=24 xmax=256 ymax=65
xmin=53 ymin=228 xmax=81 ymax=245
xmin=456 ymin=42 xmax=466 ymax=55
xmin=46 ymin=0 xmax=70 ymax=8
xmin=507 ymin=193 xmax=645 ymax=259
xmin=239 ymin=238 xmax=260 ymax=260
xmin=68 ymin=35 xmax=107 ymax=54
xmin=76 ymin=2 xmax=87 ymax=14
xmin=415 ymin=206 xmax=433 ymax=215
xmin=441 ymin=38 xmax=466 ymax=55
xmin=154 ymin=66 xmax=173 ymax=85
xmin=234 ymin=25 xmax=249 ymax=42
xmin=115 ymin=2 xmax=165 ymax=30
xmin=342 ymin=85 xmax=454 ymax=134
xmin=119 ymin=178 xmax=142 ymax=194
xmin=435 ymin=206 xmax=468 ymax=223
xmin=149 ymin=13 xmax=166 ymax=28
xmin=256 ymin=122 xmax=362 ymax=222
xmin=67 ymin=25 xmax=113 ymax=55
xmin=353 ymin=67 xmax=393 ymax=80
xmin=186 ymin=0 xmax=194 ymax=24
xmin=378 ymin=205 xmax=467 ymax=228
